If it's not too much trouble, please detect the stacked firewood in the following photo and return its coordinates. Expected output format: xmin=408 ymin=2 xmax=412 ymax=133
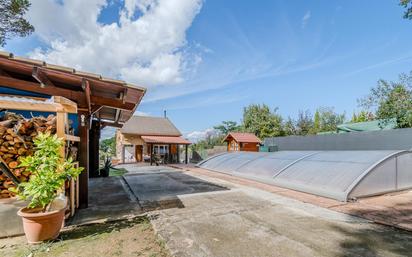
xmin=0 ymin=112 xmax=56 ymax=198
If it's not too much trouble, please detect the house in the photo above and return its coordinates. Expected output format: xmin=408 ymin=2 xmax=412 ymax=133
xmin=116 ymin=115 xmax=191 ymax=164
xmin=223 ymin=132 xmax=261 ymax=152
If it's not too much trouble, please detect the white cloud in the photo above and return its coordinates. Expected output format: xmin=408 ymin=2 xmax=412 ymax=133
xmin=301 ymin=11 xmax=311 ymax=29
xmin=27 ymin=0 xmax=203 ymax=88
xmin=184 ymin=128 xmax=219 ymax=143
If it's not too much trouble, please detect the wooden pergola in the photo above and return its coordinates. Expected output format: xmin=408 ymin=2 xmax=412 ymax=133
xmin=0 ymin=51 xmax=146 ymax=208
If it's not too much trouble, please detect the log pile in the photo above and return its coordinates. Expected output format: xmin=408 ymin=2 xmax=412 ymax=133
xmin=0 ymin=112 xmax=56 ymax=198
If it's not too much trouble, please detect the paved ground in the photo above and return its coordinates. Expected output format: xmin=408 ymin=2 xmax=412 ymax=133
xmin=174 ymin=164 xmax=412 ymax=232
xmin=69 ymin=176 xmax=141 ymax=225
xmin=120 ymin=164 xmax=412 ymax=257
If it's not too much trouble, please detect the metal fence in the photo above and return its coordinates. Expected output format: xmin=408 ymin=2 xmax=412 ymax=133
xmin=263 ymin=128 xmax=412 ymax=151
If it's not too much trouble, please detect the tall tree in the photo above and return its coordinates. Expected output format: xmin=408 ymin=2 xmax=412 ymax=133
xmin=401 ymin=0 xmax=412 ymax=19
xmin=213 ymin=121 xmax=241 ymax=135
xmin=316 ymin=107 xmax=346 ymax=132
xmin=0 ymin=0 xmax=34 ymax=47
xmin=242 ymin=104 xmax=283 ymax=138
xmin=360 ymin=71 xmax=412 ymax=128
xmin=296 ymin=110 xmax=313 ymax=135
xmin=283 ymin=117 xmax=297 ymax=136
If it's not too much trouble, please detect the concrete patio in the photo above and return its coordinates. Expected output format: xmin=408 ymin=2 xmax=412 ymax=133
xmin=115 ymin=164 xmax=412 ymax=257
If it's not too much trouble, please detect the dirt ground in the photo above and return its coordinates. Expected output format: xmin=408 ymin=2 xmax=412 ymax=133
xmin=0 ymin=216 xmax=170 ymax=257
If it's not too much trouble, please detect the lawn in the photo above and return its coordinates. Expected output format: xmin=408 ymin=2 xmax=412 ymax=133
xmin=109 ymin=168 xmax=128 ymax=177
xmin=0 ymin=216 xmax=169 ymax=257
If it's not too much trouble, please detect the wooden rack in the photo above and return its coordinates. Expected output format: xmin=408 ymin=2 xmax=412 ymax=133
xmin=0 ymin=95 xmax=80 ymax=217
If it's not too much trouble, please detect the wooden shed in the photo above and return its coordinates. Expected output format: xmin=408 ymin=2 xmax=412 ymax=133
xmin=0 ymin=51 xmax=146 ymax=208
xmin=223 ymin=132 xmax=261 ymax=152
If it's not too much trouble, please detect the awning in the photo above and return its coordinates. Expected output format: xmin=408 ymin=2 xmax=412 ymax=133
xmin=141 ymin=136 xmax=191 ymax=145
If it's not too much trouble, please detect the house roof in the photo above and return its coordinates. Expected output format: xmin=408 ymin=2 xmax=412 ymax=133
xmin=0 ymin=51 xmax=146 ymax=126
xmin=337 ymin=118 xmax=397 ymax=133
xmin=120 ymin=116 xmax=182 ymax=136
xmin=141 ymin=136 xmax=191 ymax=145
xmin=223 ymin=132 xmax=262 ymax=143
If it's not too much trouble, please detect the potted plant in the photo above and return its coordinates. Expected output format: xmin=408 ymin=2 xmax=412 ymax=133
xmin=99 ymin=157 xmax=112 ymax=177
xmin=11 ymin=132 xmax=83 ymax=244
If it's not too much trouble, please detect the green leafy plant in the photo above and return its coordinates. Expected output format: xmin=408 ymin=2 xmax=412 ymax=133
xmin=12 ymin=132 xmax=83 ymax=211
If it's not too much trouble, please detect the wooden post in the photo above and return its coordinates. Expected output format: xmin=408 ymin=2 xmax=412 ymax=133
xmin=150 ymin=144 xmax=153 ymax=166
xmin=78 ymin=112 xmax=89 ymax=209
xmin=185 ymin=144 xmax=188 ymax=164
xmin=168 ymin=144 xmax=172 ymax=163
xmin=177 ymin=144 xmax=180 ymax=164
xmin=89 ymin=120 xmax=100 ymax=177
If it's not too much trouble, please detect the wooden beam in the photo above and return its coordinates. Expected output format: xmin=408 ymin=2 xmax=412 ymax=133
xmin=78 ymin=111 xmax=89 ymax=208
xmin=90 ymin=95 xmax=135 ymax=111
xmin=101 ymin=121 xmax=123 ymax=128
xmin=90 ymin=105 xmax=102 ymax=115
xmin=0 ymin=75 xmax=85 ymax=105
xmin=82 ymin=79 xmax=92 ymax=113
xmin=0 ymin=68 xmax=11 ymax=77
xmin=32 ymin=66 xmax=55 ymax=88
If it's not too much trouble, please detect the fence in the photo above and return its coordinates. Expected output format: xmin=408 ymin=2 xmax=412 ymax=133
xmin=263 ymin=128 xmax=412 ymax=151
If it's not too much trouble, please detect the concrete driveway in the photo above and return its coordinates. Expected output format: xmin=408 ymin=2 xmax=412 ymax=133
xmin=122 ymin=165 xmax=412 ymax=257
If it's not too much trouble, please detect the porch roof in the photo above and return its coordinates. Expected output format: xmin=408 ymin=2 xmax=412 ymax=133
xmin=142 ymin=135 xmax=191 ymax=145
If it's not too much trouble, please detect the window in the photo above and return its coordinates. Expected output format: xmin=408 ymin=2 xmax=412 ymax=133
xmin=153 ymin=145 xmax=169 ymax=154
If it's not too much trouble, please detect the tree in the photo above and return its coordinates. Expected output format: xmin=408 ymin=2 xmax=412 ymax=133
xmin=401 ymin=0 xmax=412 ymax=19
xmin=100 ymin=137 xmax=116 ymax=159
xmin=296 ymin=110 xmax=313 ymax=135
xmin=283 ymin=117 xmax=297 ymax=136
xmin=0 ymin=0 xmax=34 ymax=47
xmin=350 ymin=111 xmax=374 ymax=123
xmin=360 ymin=71 xmax=412 ymax=128
xmin=316 ymin=107 xmax=346 ymax=132
xmin=242 ymin=104 xmax=283 ymax=138
xmin=213 ymin=121 xmax=241 ymax=135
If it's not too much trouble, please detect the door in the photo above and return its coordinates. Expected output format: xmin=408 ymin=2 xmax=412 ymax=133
xmin=135 ymin=145 xmax=143 ymax=162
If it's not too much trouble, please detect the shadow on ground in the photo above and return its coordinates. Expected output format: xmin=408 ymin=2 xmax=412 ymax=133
xmin=62 ymin=216 xmax=149 ymax=241
xmin=123 ymin=171 xmax=229 ymax=211
xmin=332 ymin=201 xmax=412 ymax=257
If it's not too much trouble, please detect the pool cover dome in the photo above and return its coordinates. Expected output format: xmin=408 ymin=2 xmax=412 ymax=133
xmin=197 ymin=151 xmax=412 ymax=201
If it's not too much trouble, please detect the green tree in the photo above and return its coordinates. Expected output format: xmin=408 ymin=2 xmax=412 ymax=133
xmin=242 ymin=104 xmax=283 ymax=138
xmin=311 ymin=110 xmax=321 ymax=134
xmin=213 ymin=121 xmax=241 ymax=135
xmin=0 ymin=0 xmax=34 ymax=47
xmin=350 ymin=111 xmax=374 ymax=123
xmin=316 ymin=107 xmax=346 ymax=132
xmin=401 ymin=0 xmax=412 ymax=19
xmin=100 ymin=137 xmax=116 ymax=159
xmin=360 ymin=72 xmax=412 ymax=128
xmin=283 ymin=117 xmax=297 ymax=136
xmin=296 ymin=110 xmax=313 ymax=135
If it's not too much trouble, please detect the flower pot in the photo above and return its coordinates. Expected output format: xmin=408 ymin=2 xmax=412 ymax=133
xmin=17 ymin=206 xmax=66 ymax=244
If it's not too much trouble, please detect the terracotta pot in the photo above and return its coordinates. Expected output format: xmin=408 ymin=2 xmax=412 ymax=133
xmin=17 ymin=207 xmax=66 ymax=244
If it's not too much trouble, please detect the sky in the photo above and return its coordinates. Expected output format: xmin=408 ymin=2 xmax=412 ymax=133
xmin=3 ymin=0 xmax=412 ymax=141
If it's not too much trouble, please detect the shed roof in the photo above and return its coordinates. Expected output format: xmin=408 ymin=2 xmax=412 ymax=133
xmin=223 ymin=132 xmax=261 ymax=143
xmin=0 ymin=51 xmax=146 ymax=126
xmin=120 ymin=116 xmax=182 ymax=136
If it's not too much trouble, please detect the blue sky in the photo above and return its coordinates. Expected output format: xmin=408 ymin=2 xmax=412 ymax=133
xmin=4 ymin=0 xmax=412 ymax=139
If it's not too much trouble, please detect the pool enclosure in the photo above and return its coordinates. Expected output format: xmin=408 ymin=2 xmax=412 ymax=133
xmin=197 ymin=151 xmax=412 ymax=201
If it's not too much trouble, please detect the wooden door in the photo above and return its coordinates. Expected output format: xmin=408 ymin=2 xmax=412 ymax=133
xmin=135 ymin=145 xmax=143 ymax=162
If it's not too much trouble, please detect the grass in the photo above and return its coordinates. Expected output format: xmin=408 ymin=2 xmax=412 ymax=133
xmin=109 ymin=168 xmax=128 ymax=177
xmin=0 ymin=216 xmax=170 ymax=257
